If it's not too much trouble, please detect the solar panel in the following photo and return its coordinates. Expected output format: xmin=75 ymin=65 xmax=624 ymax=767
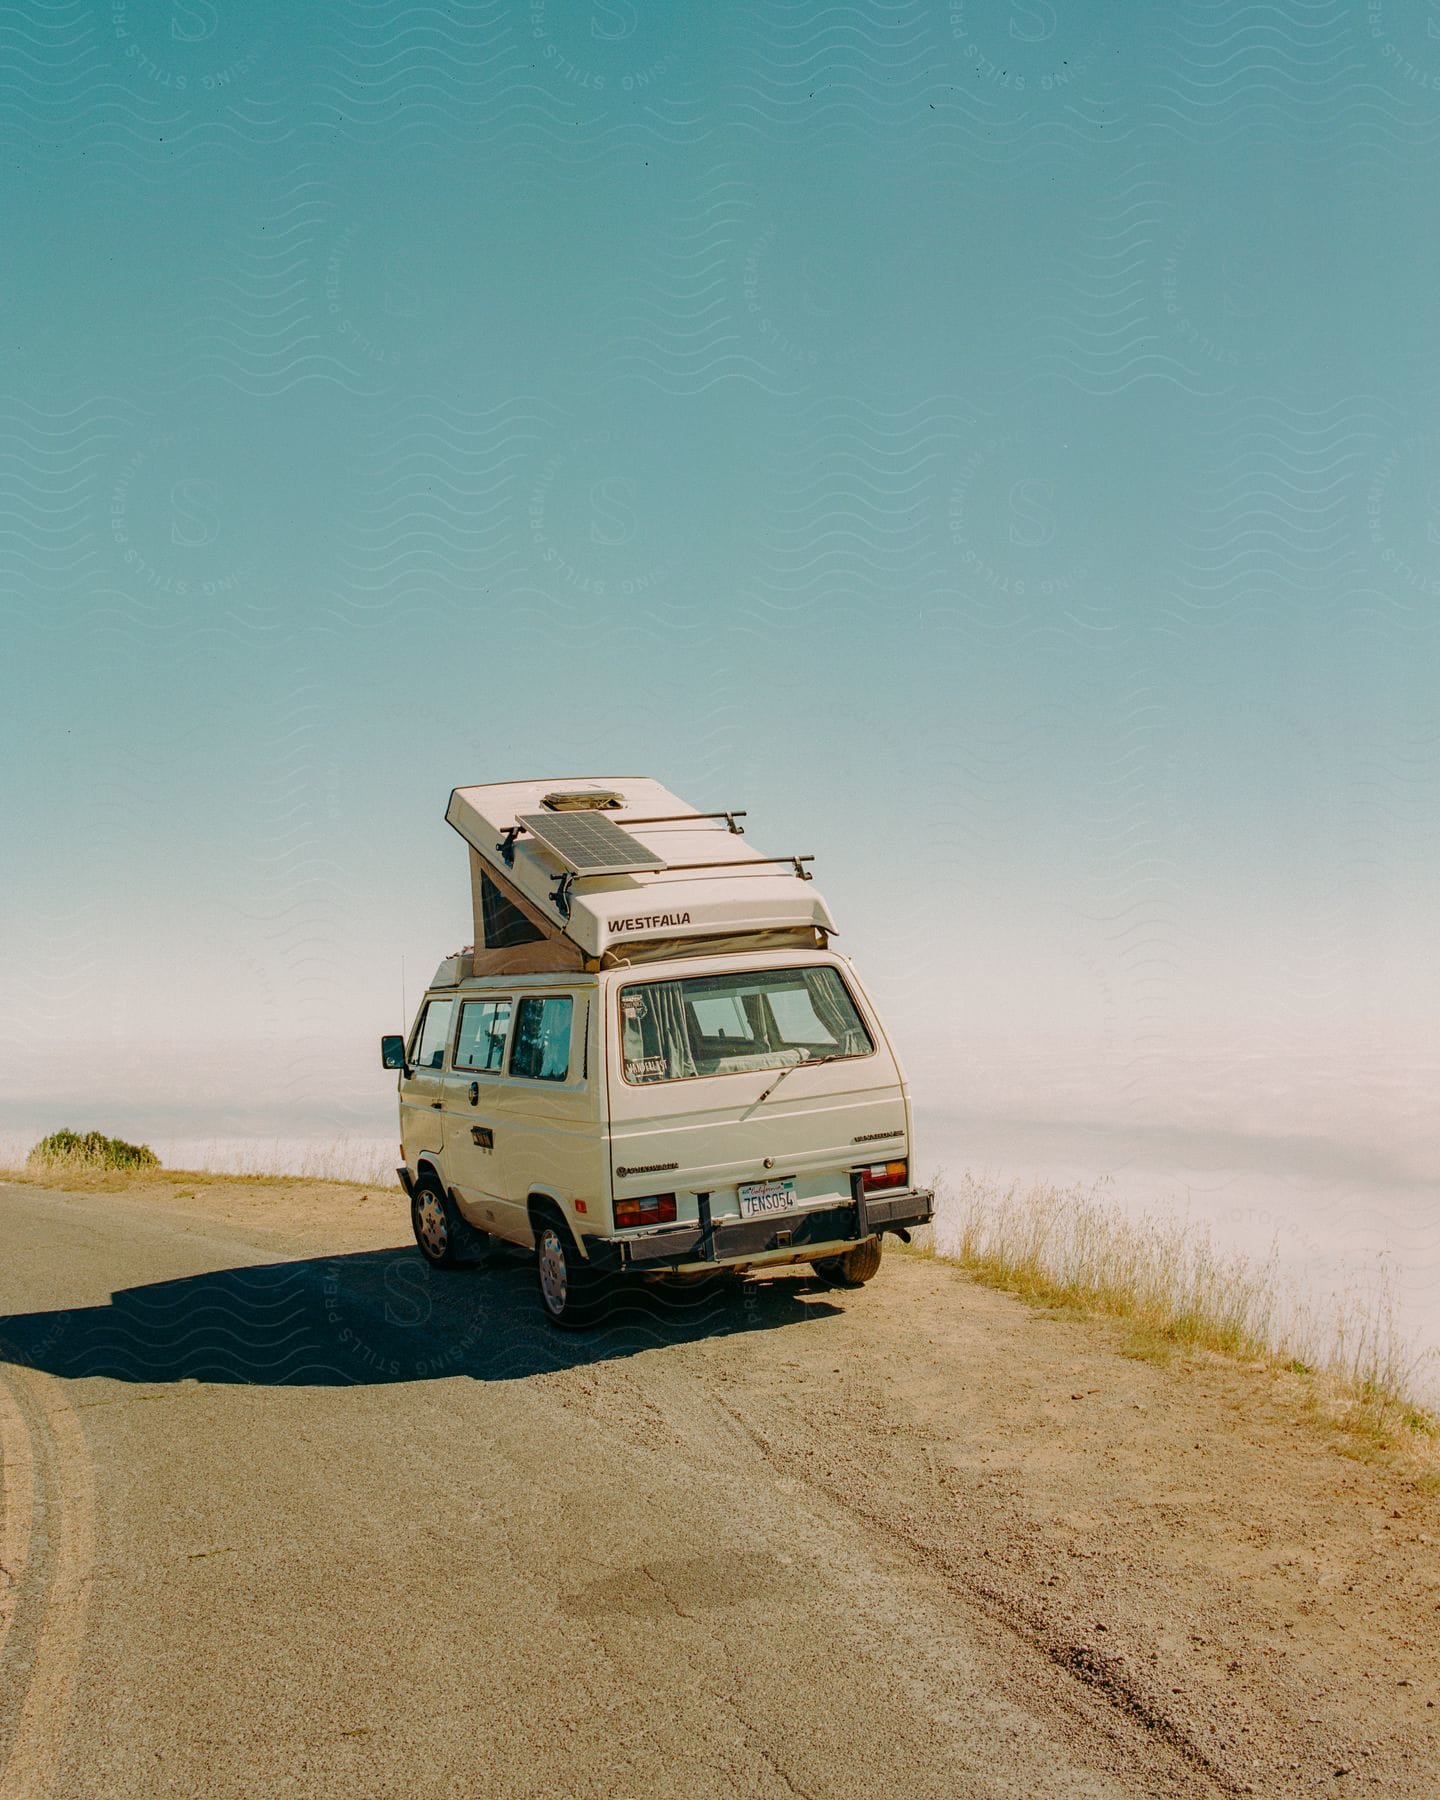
xmin=517 ymin=812 xmax=666 ymax=877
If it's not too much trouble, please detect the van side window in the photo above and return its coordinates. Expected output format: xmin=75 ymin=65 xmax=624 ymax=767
xmin=410 ymin=998 xmax=455 ymax=1070
xmin=455 ymin=998 xmax=512 ymax=1072
xmin=509 ymin=995 xmax=573 ymax=1082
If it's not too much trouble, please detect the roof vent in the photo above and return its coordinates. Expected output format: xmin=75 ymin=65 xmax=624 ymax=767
xmin=541 ymin=789 xmax=624 ymax=812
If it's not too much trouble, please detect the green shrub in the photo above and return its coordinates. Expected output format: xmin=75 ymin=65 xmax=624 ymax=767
xmin=28 ymin=1128 xmax=160 ymax=1172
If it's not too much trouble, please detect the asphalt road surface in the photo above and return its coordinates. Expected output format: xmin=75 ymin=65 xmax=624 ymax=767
xmin=1 ymin=1176 xmax=1436 ymax=1798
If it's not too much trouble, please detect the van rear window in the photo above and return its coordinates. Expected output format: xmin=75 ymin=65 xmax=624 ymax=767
xmin=619 ymin=967 xmax=872 ymax=1085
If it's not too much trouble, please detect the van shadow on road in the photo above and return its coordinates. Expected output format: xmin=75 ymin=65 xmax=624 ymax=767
xmin=0 ymin=1244 xmax=845 ymax=1388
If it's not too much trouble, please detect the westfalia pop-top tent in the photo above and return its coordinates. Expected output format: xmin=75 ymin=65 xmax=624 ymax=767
xmin=440 ymin=776 xmax=837 ymax=979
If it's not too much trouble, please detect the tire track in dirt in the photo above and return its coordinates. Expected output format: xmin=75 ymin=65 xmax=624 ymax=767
xmin=0 ymin=1377 xmax=35 ymax=1670
xmin=0 ymin=1369 xmax=97 ymax=1800
xmin=705 ymin=1383 xmax=1237 ymax=1797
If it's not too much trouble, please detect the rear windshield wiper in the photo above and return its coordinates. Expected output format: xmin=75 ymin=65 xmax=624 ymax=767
xmin=755 ymin=1050 xmax=843 ymax=1105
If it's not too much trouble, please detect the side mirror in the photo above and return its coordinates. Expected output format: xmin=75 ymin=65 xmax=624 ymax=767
xmin=380 ymin=1034 xmax=409 ymax=1072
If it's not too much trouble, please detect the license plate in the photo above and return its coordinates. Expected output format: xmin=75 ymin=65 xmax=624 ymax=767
xmin=738 ymin=1177 xmax=795 ymax=1219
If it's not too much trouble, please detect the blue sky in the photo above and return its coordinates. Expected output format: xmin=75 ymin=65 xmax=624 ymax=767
xmin=3 ymin=0 xmax=1439 ymax=1156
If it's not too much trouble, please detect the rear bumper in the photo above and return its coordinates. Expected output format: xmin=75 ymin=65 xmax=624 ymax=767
xmin=585 ymin=1184 xmax=934 ymax=1275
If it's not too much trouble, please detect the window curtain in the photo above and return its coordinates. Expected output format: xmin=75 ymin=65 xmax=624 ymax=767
xmin=805 ymin=969 xmax=869 ymax=1056
xmin=648 ymin=980 xmax=698 ymax=1079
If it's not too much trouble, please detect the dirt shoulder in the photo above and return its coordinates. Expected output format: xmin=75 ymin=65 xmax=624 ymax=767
xmin=0 ymin=1164 xmax=403 ymax=1256
xmin=731 ymin=1253 xmax=1440 ymax=1793
xmin=4 ymin=1169 xmax=1438 ymax=1793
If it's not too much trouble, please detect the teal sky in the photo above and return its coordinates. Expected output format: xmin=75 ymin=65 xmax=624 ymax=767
xmin=3 ymin=0 xmax=1439 ymax=1149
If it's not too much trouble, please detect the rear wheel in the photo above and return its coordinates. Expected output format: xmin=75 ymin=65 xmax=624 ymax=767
xmin=411 ymin=1173 xmax=461 ymax=1269
xmin=811 ymin=1236 xmax=883 ymax=1289
xmin=534 ymin=1212 xmax=609 ymax=1329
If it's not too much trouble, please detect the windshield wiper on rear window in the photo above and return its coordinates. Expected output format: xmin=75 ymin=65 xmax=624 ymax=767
xmin=755 ymin=1050 xmax=843 ymax=1106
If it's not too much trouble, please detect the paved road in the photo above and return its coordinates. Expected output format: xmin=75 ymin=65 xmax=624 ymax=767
xmin=1 ymin=1179 xmax=1434 ymax=1797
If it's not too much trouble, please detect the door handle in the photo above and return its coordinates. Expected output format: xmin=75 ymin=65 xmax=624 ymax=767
xmin=469 ymin=1081 xmax=479 ymax=1106
xmin=430 ymin=1100 xmax=443 ymax=1110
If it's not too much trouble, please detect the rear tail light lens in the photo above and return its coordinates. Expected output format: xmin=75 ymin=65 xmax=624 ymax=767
xmin=614 ymin=1193 xmax=677 ymax=1228
xmin=856 ymin=1160 xmax=907 ymax=1192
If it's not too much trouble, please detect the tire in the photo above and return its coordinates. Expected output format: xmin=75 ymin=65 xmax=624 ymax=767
xmin=534 ymin=1211 xmax=609 ymax=1330
xmin=811 ymin=1235 xmax=883 ymax=1289
xmin=410 ymin=1172 xmax=462 ymax=1270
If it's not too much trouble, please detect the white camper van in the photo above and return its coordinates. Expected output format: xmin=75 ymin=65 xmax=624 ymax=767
xmin=381 ymin=778 xmax=934 ymax=1327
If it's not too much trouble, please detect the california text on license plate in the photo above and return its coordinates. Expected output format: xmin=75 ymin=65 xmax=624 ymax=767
xmin=738 ymin=1177 xmax=795 ymax=1219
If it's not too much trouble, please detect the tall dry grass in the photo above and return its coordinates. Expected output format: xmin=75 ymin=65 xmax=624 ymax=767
xmin=923 ymin=1174 xmax=1437 ymax=1451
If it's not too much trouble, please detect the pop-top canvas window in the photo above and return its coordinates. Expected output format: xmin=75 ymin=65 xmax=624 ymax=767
xmin=480 ymin=871 xmax=544 ymax=949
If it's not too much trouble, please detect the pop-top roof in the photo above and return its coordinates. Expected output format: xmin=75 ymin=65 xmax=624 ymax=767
xmin=445 ymin=777 xmax=836 ymax=964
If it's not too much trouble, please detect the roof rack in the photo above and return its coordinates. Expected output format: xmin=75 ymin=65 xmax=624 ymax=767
xmin=546 ymin=857 xmax=814 ymax=920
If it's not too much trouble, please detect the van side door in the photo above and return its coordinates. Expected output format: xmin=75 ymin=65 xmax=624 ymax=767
xmin=399 ymin=996 xmax=455 ymax=1166
xmin=496 ymin=993 xmax=595 ymax=1238
xmin=443 ymin=993 xmax=516 ymax=1234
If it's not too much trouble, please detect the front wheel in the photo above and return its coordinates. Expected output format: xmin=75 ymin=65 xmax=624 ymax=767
xmin=535 ymin=1215 xmax=609 ymax=1330
xmin=411 ymin=1175 xmax=461 ymax=1269
xmin=811 ymin=1236 xmax=883 ymax=1289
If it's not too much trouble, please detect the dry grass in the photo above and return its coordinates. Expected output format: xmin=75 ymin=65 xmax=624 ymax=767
xmin=139 ymin=1137 xmax=398 ymax=1185
xmin=912 ymin=1174 xmax=1438 ymax=1459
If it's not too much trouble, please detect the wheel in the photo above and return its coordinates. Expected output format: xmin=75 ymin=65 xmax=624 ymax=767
xmin=411 ymin=1173 xmax=461 ymax=1269
xmin=534 ymin=1212 xmax=609 ymax=1329
xmin=811 ymin=1235 xmax=883 ymax=1289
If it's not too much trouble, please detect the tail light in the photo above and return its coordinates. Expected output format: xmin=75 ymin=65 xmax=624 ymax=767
xmin=856 ymin=1160 xmax=907 ymax=1193
xmin=614 ymin=1193 xmax=677 ymax=1228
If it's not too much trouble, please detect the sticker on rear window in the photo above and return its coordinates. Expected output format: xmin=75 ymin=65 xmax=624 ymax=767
xmin=625 ymin=1055 xmax=666 ymax=1080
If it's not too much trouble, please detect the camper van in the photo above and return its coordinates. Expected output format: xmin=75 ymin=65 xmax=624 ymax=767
xmin=380 ymin=778 xmax=934 ymax=1327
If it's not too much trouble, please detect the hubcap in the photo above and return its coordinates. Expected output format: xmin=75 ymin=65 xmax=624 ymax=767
xmin=416 ymin=1192 xmax=448 ymax=1260
xmin=538 ymin=1227 xmax=568 ymax=1314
